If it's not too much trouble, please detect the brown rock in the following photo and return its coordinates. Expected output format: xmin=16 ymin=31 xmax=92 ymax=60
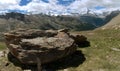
xmin=4 ymin=29 xmax=76 ymax=65
xmin=4 ymin=29 xmax=89 ymax=66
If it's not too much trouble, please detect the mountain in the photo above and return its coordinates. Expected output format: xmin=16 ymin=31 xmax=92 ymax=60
xmin=101 ymin=13 xmax=120 ymax=30
xmin=103 ymin=10 xmax=120 ymax=24
xmin=73 ymin=10 xmax=120 ymax=29
xmin=0 ymin=12 xmax=97 ymax=32
xmin=79 ymin=14 xmax=104 ymax=27
xmin=0 ymin=10 xmax=119 ymax=33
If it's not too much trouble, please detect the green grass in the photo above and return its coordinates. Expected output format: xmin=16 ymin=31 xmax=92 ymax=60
xmin=70 ymin=29 xmax=120 ymax=71
xmin=0 ymin=56 xmax=22 ymax=71
xmin=0 ymin=42 xmax=6 ymax=50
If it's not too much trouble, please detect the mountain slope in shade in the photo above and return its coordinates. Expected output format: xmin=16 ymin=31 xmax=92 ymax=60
xmin=101 ymin=14 xmax=120 ymax=30
xmin=0 ymin=12 xmax=102 ymax=32
xmin=0 ymin=10 xmax=119 ymax=33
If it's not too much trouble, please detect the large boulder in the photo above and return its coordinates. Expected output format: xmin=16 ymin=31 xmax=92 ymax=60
xmin=4 ymin=29 xmax=89 ymax=65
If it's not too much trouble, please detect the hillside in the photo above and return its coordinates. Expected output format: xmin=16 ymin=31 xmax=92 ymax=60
xmin=0 ymin=26 xmax=120 ymax=71
xmin=101 ymin=14 xmax=120 ymax=30
xmin=0 ymin=12 xmax=98 ymax=32
xmin=0 ymin=11 xmax=119 ymax=32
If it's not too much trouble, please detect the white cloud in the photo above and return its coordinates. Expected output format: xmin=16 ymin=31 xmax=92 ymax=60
xmin=0 ymin=0 xmax=21 ymax=10
xmin=19 ymin=0 xmax=66 ymax=14
xmin=67 ymin=0 xmax=120 ymax=14
xmin=0 ymin=0 xmax=20 ymax=4
xmin=0 ymin=0 xmax=120 ymax=14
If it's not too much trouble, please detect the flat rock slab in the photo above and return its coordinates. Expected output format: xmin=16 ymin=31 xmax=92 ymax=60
xmin=4 ymin=29 xmax=78 ymax=64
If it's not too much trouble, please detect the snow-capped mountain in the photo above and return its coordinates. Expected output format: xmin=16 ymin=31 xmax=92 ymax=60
xmin=0 ymin=10 xmax=119 ymax=31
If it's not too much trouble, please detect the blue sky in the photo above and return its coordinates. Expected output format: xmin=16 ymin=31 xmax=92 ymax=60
xmin=41 ymin=0 xmax=49 ymax=3
xmin=94 ymin=6 xmax=106 ymax=10
xmin=57 ymin=0 xmax=75 ymax=6
xmin=19 ymin=0 xmax=76 ymax=6
xmin=19 ymin=0 xmax=32 ymax=6
xmin=0 ymin=0 xmax=120 ymax=14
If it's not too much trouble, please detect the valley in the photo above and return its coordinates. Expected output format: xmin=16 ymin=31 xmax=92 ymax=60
xmin=0 ymin=11 xmax=120 ymax=71
xmin=0 ymin=0 xmax=120 ymax=71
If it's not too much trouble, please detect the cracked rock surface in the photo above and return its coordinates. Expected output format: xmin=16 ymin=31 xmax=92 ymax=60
xmin=4 ymin=29 xmax=88 ymax=65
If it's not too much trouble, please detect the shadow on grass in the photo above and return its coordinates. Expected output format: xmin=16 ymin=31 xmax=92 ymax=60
xmin=43 ymin=50 xmax=86 ymax=71
xmin=77 ymin=41 xmax=90 ymax=48
xmin=7 ymin=50 xmax=86 ymax=71
xmin=7 ymin=52 xmax=22 ymax=67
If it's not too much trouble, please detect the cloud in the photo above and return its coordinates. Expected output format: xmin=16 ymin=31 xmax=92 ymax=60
xmin=0 ymin=0 xmax=21 ymax=11
xmin=0 ymin=0 xmax=120 ymax=14
xmin=67 ymin=0 xmax=120 ymax=14
xmin=19 ymin=0 xmax=66 ymax=14
xmin=0 ymin=0 xmax=20 ymax=4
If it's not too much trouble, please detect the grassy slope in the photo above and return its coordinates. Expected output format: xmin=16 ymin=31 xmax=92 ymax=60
xmin=71 ymin=29 xmax=120 ymax=71
xmin=0 ymin=42 xmax=6 ymax=50
xmin=101 ymin=14 xmax=120 ymax=29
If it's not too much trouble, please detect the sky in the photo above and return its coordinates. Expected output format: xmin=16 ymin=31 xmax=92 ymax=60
xmin=0 ymin=0 xmax=120 ymax=15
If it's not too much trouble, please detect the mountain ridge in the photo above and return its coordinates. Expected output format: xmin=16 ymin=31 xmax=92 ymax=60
xmin=0 ymin=10 xmax=119 ymax=33
xmin=101 ymin=14 xmax=120 ymax=30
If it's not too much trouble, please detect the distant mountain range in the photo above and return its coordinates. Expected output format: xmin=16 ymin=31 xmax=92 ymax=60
xmin=0 ymin=10 xmax=119 ymax=33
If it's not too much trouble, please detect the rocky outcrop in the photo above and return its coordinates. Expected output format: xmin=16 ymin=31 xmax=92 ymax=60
xmin=4 ymin=29 xmax=89 ymax=65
